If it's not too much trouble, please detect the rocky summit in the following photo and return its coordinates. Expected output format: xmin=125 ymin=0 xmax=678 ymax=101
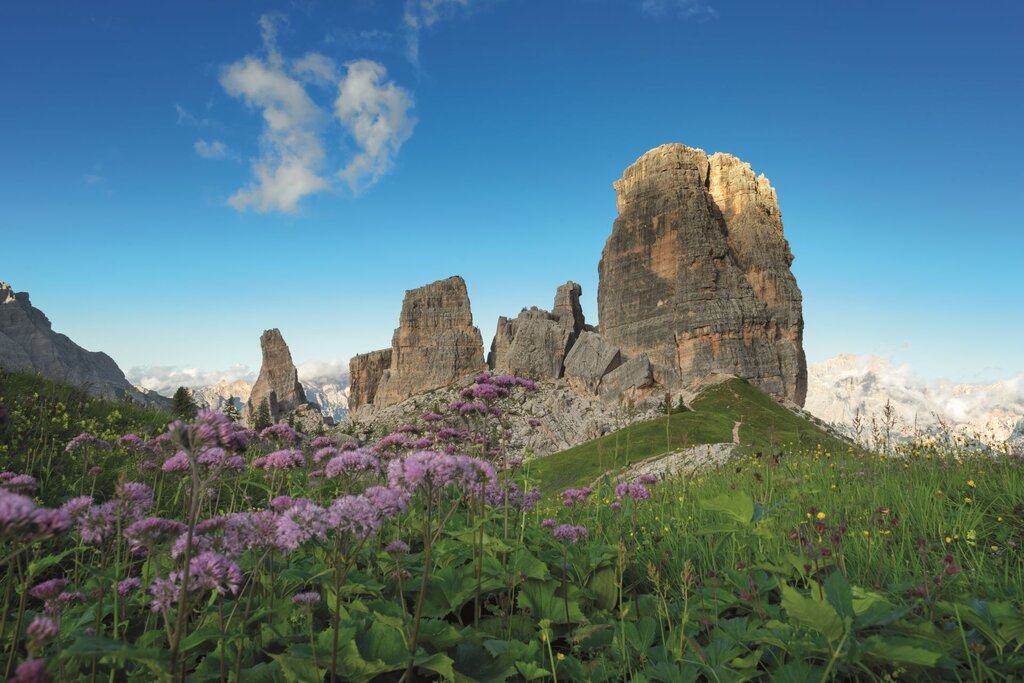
xmin=0 ymin=281 xmax=164 ymax=406
xmin=246 ymin=328 xmax=312 ymax=424
xmin=349 ymin=276 xmax=486 ymax=413
xmin=598 ymin=143 xmax=807 ymax=405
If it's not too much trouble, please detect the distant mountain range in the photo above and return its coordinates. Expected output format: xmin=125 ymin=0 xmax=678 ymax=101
xmin=805 ymin=354 xmax=1023 ymax=452
xmin=128 ymin=367 xmax=350 ymax=424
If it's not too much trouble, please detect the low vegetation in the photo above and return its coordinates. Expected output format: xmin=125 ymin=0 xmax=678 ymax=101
xmin=1 ymin=371 xmax=1021 ymax=681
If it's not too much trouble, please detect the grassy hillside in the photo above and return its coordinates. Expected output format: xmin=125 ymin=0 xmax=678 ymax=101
xmin=0 ymin=369 xmax=171 ymax=502
xmin=531 ymin=377 xmax=851 ymax=492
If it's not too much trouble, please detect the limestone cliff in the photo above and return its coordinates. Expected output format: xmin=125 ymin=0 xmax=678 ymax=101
xmin=350 ymin=276 xmax=486 ymax=412
xmin=597 ymin=144 xmax=807 ymax=405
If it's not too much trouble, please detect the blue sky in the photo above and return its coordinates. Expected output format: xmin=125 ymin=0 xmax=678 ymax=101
xmin=2 ymin=0 xmax=1022 ymax=387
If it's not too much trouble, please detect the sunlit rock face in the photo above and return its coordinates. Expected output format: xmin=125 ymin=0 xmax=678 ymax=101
xmin=597 ymin=143 xmax=807 ymax=406
xmin=246 ymin=328 xmax=308 ymax=422
xmin=351 ymin=276 xmax=486 ymax=412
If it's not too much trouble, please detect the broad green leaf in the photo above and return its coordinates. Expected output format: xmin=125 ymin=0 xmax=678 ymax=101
xmin=588 ymin=568 xmax=617 ymax=611
xmin=700 ymin=492 xmax=755 ymax=525
xmin=518 ymin=580 xmax=584 ymax=624
xmin=823 ymin=571 xmax=854 ymax=623
xmin=862 ymin=636 xmax=946 ymax=668
xmin=515 ymin=661 xmax=551 ymax=681
xmin=780 ymin=584 xmax=843 ymax=641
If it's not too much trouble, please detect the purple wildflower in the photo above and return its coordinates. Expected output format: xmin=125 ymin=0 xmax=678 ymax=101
xmin=363 ymin=486 xmax=410 ymax=518
xmin=313 ymin=446 xmax=339 ymax=464
xmin=560 ymin=487 xmax=594 ymax=508
xmin=259 ymin=423 xmax=300 ymax=443
xmin=161 ymin=450 xmax=191 ymax=473
xmin=384 ymin=539 xmax=410 ymax=555
xmin=11 ymin=658 xmax=52 ymax=683
xmin=421 ymin=411 xmax=443 ymax=422
xmin=270 ymin=495 xmax=295 ymax=511
xmin=251 ymin=449 xmax=305 ymax=471
xmin=118 ymin=433 xmax=146 ymax=449
xmin=27 ymin=616 xmax=59 ymax=647
xmin=386 ymin=451 xmax=496 ymax=492
xmin=124 ymin=517 xmax=187 ymax=552
xmin=637 ymin=473 xmax=659 ymax=486
xmin=528 ymin=418 xmax=542 ymax=428
xmin=327 ymin=495 xmax=381 ymax=540
xmin=188 ymin=551 xmax=242 ymax=595
xmin=65 ymin=432 xmax=110 ymax=453
xmin=29 ymin=579 xmax=67 ymax=601
xmin=276 ymin=500 xmax=328 ymax=550
xmin=551 ymin=524 xmax=588 ymax=544
xmin=292 ymin=591 xmax=321 ymax=606
xmin=615 ymin=482 xmax=650 ymax=502
xmin=117 ymin=577 xmax=142 ymax=596
xmin=610 ymin=501 xmax=622 ymax=511
xmin=148 ymin=577 xmax=178 ymax=613
xmin=540 ymin=518 xmax=557 ymax=529
xmin=0 ymin=472 xmax=38 ymax=492
xmin=310 ymin=436 xmax=337 ymax=449
xmin=115 ymin=482 xmax=154 ymax=518
xmin=324 ymin=450 xmax=380 ymax=478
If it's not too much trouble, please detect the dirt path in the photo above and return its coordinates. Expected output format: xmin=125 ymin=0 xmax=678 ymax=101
xmin=733 ymin=420 xmax=742 ymax=444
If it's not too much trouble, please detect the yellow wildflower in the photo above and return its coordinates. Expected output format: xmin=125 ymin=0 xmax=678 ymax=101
xmin=816 ymin=512 xmax=827 ymax=520
xmin=967 ymin=480 xmax=976 ymax=488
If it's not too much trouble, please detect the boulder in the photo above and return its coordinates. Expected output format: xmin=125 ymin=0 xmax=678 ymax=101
xmin=599 ymin=354 xmax=653 ymax=402
xmin=563 ymin=331 xmax=622 ymax=394
xmin=597 ymin=143 xmax=807 ymax=405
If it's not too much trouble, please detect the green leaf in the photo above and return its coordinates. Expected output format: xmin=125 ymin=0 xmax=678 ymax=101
xmin=273 ymin=652 xmax=326 ymax=683
xmin=862 ymin=636 xmax=946 ymax=668
xmin=515 ymin=661 xmax=551 ymax=681
xmin=771 ymin=660 xmax=824 ymax=683
xmin=823 ymin=571 xmax=854 ymax=623
xmin=588 ymin=567 xmax=618 ymax=611
xmin=700 ymin=492 xmax=755 ymax=525
xmin=518 ymin=580 xmax=584 ymax=624
xmin=414 ymin=652 xmax=456 ymax=681
xmin=27 ymin=548 xmax=76 ymax=579
xmin=780 ymin=584 xmax=843 ymax=641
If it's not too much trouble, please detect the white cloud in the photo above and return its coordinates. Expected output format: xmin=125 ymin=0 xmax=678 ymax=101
xmin=296 ymin=359 xmax=350 ymax=384
xmin=402 ymin=0 xmax=474 ymax=65
xmin=335 ymin=60 xmax=416 ymax=193
xmin=126 ymin=364 xmax=256 ymax=395
xmin=220 ymin=15 xmax=415 ymax=212
xmin=221 ymin=15 xmax=330 ymax=213
xmin=194 ymin=139 xmax=231 ymax=160
xmin=292 ymin=52 xmax=339 ymax=86
xmin=641 ymin=0 xmax=717 ymax=20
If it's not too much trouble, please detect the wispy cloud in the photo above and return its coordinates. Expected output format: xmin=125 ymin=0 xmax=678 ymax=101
xmin=194 ymin=139 xmax=232 ymax=160
xmin=336 ymin=60 xmax=416 ymax=194
xmin=402 ymin=0 xmax=474 ymax=66
xmin=640 ymin=0 xmax=718 ymax=20
xmin=221 ymin=14 xmax=415 ymax=213
xmin=174 ymin=104 xmax=210 ymax=127
xmin=296 ymin=359 xmax=349 ymax=384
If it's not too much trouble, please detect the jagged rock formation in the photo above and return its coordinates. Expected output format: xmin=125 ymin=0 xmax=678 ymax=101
xmin=598 ymin=143 xmax=807 ymax=405
xmin=349 ymin=277 xmax=486 ymax=413
xmin=246 ymin=329 xmax=310 ymax=423
xmin=0 ymin=281 xmax=164 ymax=407
xmin=488 ymin=281 xmax=587 ymax=381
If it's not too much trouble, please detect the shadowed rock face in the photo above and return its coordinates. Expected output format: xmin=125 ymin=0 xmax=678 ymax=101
xmin=246 ymin=328 xmax=308 ymax=422
xmin=356 ymin=276 xmax=486 ymax=410
xmin=597 ymin=144 xmax=807 ymax=405
xmin=0 ymin=281 xmax=160 ymax=406
xmin=348 ymin=349 xmax=392 ymax=411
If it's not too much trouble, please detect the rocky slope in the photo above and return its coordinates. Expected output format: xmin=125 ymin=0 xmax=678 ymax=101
xmin=806 ymin=354 xmax=1024 ymax=451
xmin=0 ymin=281 xmax=166 ymax=407
xmin=598 ymin=144 xmax=806 ymax=405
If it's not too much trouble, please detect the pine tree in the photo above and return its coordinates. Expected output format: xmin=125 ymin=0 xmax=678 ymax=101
xmin=222 ymin=396 xmax=240 ymax=422
xmin=172 ymin=386 xmax=198 ymax=420
xmin=253 ymin=398 xmax=272 ymax=431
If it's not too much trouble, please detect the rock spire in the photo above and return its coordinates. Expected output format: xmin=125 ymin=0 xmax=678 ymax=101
xmin=246 ymin=328 xmax=309 ymax=422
